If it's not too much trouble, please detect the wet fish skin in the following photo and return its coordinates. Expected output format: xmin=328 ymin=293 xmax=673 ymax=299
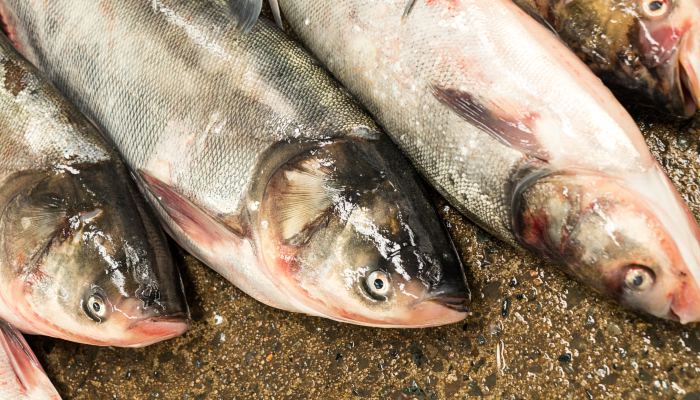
xmin=0 ymin=0 xmax=470 ymax=327
xmin=513 ymin=0 xmax=700 ymax=118
xmin=0 ymin=33 xmax=189 ymax=346
xmin=0 ymin=321 xmax=60 ymax=400
xmin=271 ymin=0 xmax=700 ymax=322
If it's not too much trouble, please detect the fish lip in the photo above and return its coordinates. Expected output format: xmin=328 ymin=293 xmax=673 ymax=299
xmin=124 ymin=314 xmax=190 ymax=347
xmin=429 ymin=295 xmax=470 ymax=313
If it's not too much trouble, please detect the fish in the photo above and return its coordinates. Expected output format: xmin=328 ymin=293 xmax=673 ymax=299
xmin=0 ymin=0 xmax=471 ymax=327
xmin=252 ymin=0 xmax=700 ymax=322
xmin=0 ymin=33 xmax=189 ymax=346
xmin=0 ymin=321 xmax=60 ymax=400
xmin=511 ymin=0 xmax=700 ymax=118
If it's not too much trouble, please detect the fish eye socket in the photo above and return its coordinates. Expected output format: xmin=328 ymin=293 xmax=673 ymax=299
xmin=641 ymin=0 xmax=670 ymax=18
xmin=84 ymin=293 xmax=110 ymax=322
xmin=623 ymin=265 xmax=656 ymax=292
xmin=365 ymin=270 xmax=391 ymax=299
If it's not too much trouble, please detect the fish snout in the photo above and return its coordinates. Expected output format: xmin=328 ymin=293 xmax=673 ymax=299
xmin=136 ymin=283 xmax=190 ymax=320
xmin=670 ymin=276 xmax=700 ymax=324
xmin=427 ymin=279 xmax=471 ymax=313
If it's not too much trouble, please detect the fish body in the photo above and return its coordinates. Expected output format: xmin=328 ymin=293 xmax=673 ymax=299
xmin=0 ymin=0 xmax=470 ymax=327
xmin=0 ymin=321 xmax=60 ymax=400
xmin=513 ymin=0 xmax=700 ymax=118
xmin=0 ymin=33 xmax=189 ymax=346
xmin=267 ymin=0 xmax=700 ymax=322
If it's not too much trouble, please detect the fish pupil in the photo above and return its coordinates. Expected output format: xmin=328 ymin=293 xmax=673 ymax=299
xmin=632 ymin=274 xmax=644 ymax=287
xmin=649 ymin=1 xmax=663 ymax=11
xmin=373 ymin=279 xmax=384 ymax=290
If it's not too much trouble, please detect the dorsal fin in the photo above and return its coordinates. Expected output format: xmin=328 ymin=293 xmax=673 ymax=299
xmin=431 ymin=84 xmax=550 ymax=161
xmin=227 ymin=0 xmax=263 ymax=33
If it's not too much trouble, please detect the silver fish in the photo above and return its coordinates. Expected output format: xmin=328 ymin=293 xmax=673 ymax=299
xmin=0 ymin=33 xmax=189 ymax=346
xmin=0 ymin=0 xmax=470 ymax=327
xmin=258 ymin=0 xmax=700 ymax=322
xmin=512 ymin=0 xmax=700 ymax=118
xmin=0 ymin=321 xmax=60 ymax=400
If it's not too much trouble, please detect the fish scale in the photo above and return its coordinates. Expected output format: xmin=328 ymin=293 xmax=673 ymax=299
xmin=512 ymin=0 xmax=700 ymax=118
xmin=0 ymin=0 xmax=472 ymax=327
xmin=0 ymin=30 xmax=189 ymax=347
xmin=270 ymin=0 xmax=700 ymax=322
xmin=14 ymin=0 xmax=372 ymax=215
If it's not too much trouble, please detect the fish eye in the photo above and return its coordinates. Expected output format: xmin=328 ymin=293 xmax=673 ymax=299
xmin=84 ymin=293 xmax=110 ymax=322
xmin=365 ymin=270 xmax=391 ymax=299
xmin=623 ymin=265 xmax=656 ymax=292
xmin=641 ymin=0 xmax=670 ymax=18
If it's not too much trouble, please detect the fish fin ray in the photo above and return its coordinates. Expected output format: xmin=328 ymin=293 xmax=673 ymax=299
xmin=403 ymin=0 xmax=418 ymax=18
xmin=138 ymin=170 xmax=246 ymax=248
xmin=274 ymin=159 xmax=337 ymax=245
xmin=3 ymin=191 xmax=67 ymax=275
xmin=269 ymin=0 xmax=284 ymax=29
xmin=227 ymin=0 xmax=263 ymax=33
xmin=431 ymin=84 xmax=550 ymax=161
xmin=0 ymin=322 xmax=47 ymax=395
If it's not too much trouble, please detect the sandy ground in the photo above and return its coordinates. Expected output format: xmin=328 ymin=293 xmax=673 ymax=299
xmin=23 ymin=109 xmax=700 ymax=399
xmin=21 ymin=4 xmax=700 ymax=397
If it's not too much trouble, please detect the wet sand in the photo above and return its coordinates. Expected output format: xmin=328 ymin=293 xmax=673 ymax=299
xmin=25 ymin=110 xmax=700 ymax=399
xmin=23 ymin=4 xmax=700 ymax=397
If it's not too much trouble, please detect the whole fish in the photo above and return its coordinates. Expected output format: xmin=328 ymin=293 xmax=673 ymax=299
xmin=0 ymin=0 xmax=470 ymax=327
xmin=512 ymin=0 xmax=700 ymax=118
xmin=254 ymin=0 xmax=700 ymax=322
xmin=0 ymin=33 xmax=189 ymax=346
xmin=0 ymin=321 xmax=60 ymax=400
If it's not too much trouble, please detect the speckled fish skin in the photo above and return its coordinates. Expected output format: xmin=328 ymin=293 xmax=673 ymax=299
xmin=512 ymin=0 xmax=700 ymax=118
xmin=0 ymin=321 xmax=60 ymax=400
xmin=0 ymin=33 xmax=189 ymax=347
xmin=0 ymin=0 xmax=471 ymax=327
xmin=271 ymin=0 xmax=700 ymax=322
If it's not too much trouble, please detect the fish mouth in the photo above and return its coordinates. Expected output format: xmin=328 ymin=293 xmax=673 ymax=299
xmin=124 ymin=315 xmax=189 ymax=347
xmin=669 ymin=280 xmax=700 ymax=324
xmin=430 ymin=295 xmax=470 ymax=312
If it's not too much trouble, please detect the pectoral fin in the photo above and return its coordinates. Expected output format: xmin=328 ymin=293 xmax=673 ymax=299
xmin=0 ymin=322 xmax=49 ymax=395
xmin=270 ymin=158 xmax=337 ymax=246
xmin=431 ymin=84 xmax=550 ymax=161
xmin=138 ymin=170 xmax=245 ymax=250
xmin=269 ymin=0 xmax=283 ymax=29
xmin=227 ymin=0 xmax=263 ymax=33
xmin=403 ymin=0 xmax=417 ymax=18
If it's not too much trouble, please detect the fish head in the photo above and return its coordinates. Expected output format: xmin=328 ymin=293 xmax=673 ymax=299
xmin=552 ymin=0 xmax=700 ymax=116
xmin=257 ymin=137 xmax=470 ymax=327
xmin=514 ymin=168 xmax=700 ymax=322
xmin=633 ymin=0 xmax=700 ymax=117
xmin=0 ymin=161 xmax=189 ymax=346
